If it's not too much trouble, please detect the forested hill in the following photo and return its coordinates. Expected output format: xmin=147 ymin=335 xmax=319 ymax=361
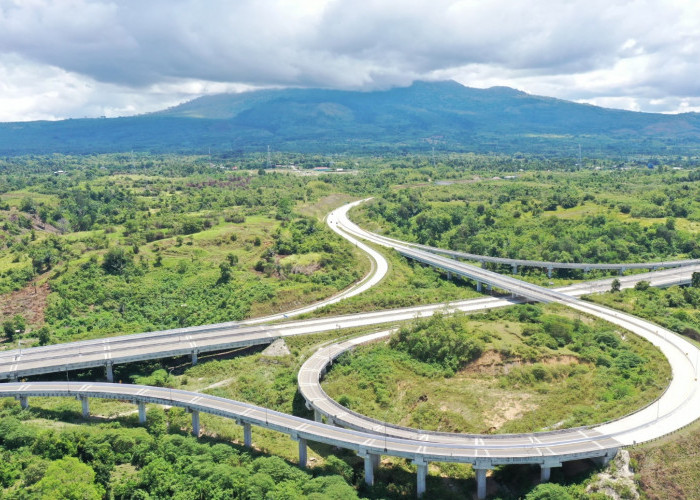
xmin=2 ymin=81 xmax=700 ymax=155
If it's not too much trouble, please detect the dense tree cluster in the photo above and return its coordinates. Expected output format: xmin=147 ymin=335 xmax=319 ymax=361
xmin=0 ymin=403 xmax=359 ymax=500
xmin=390 ymin=313 xmax=485 ymax=373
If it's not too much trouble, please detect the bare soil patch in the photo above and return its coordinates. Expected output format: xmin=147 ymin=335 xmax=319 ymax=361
xmin=483 ymin=394 xmax=535 ymax=431
xmin=460 ymin=351 xmax=580 ymax=376
xmin=0 ymin=274 xmax=50 ymax=335
xmin=7 ymin=209 xmax=61 ymax=234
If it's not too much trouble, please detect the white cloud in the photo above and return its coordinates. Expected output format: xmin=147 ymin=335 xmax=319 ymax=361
xmin=1 ymin=0 xmax=700 ymax=120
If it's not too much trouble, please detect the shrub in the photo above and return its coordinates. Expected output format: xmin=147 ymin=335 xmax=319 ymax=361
xmin=541 ymin=315 xmax=574 ymax=346
xmin=390 ymin=313 xmax=484 ymax=372
xmin=634 ymin=280 xmax=650 ymax=291
xmin=525 ymin=483 xmax=573 ymax=500
xmin=102 ymin=246 xmax=133 ymax=275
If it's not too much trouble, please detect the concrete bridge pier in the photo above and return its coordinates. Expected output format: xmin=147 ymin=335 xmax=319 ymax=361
xmin=105 ymin=362 xmax=114 ymax=382
xmin=18 ymin=395 xmax=28 ymax=409
xmin=293 ymin=436 xmax=307 ymax=468
xmin=476 ymin=281 xmax=483 ymax=292
xmin=540 ymin=459 xmax=561 ymax=482
xmin=138 ymin=402 xmax=146 ymax=424
xmin=191 ymin=350 xmax=198 ymax=366
xmin=314 ymin=409 xmax=323 ymax=422
xmin=619 ymin=267 xmax=626 ymax=276
xmin=243 ymin=422 xmax=252 ymax=447
xmin=190 ymin=409 xmax=200 ymax=437
xmin=475 ymin=467 xmax=489 ymax=500
xmin=547 ymin=267 xmax=553 ymax=279
xmin=359 ymin=451 xmax=380 ymax=486
xmin=446 ymin=271 xmax=452 ymax=280
xmin=414 ymin=458 xmax=428 ymax=497
xmin=512 ymin=264 xmax=518 ymax=275
xmin=540 ymin=466 xmax=551 ymax=482
xmin=80 ymin=396 xmax=89 ymax=418
xmin=592 ymin=449 xmax=618 ymax=467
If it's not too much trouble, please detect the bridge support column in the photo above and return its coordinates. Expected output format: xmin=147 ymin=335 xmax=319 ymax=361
xmin=364 ymin=455 xmax=374 ymax=486
xmin=512 ymin=264 xmax=518 ymax=275
xmin=191 ymin=410 xmax=200 ymax=437
xmin=540 ymin=466 xmax=551 ymax=482
xmin=547 ymin=267 xmax=553 ymax=279
xmin=243 ymin=422 xmax=252 ymax=447
xmin=138 ymin=402 xmax=146 ymax=424
xmin=296 ymin=437 xmax=307 ymax=468
xmin=485 ymin=283 xmax=491 ymax=291
xmin=476 ymin=281 xmax=483 ymax=292
xmin=18 ymin=396 xmax=28 ymax=410
xmin=592 ymin=449 xmax=618 ymax=467
xmin=446 ymin=271 xmax=452 ymax=281
xmin=619 ymin=267 xmax=626 ymax=276
xmin=192 ymin=350 xmax=198 ymax=366
xmin=105 ymin=362 xmax=114 ymax=382
xmin=540 ymin=459 xmax=561 ymax=483
xmin=314 ymin=409 xmax=323 ymax=422
xmin=80 ymin=396 xmax=89 ymax=418
xmin=414 ymin=459 xmax=428 ymax=498
xmin=475 ymin=468 xmax=488 ymax=500
xmin=360 ymin=452 xmax=379 ymax=486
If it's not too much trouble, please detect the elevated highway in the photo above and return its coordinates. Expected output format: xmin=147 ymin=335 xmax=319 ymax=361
xmin=2 ymin=199 xmax=700 ymax=498
xmin=348 ymin=199 xmax=700 ymax=276
xmin=325 ymin=199 xmax=700 ymax=497
xmin=0 ymin=380 xmax=620 ymax=499
xmin=0 ymin=263 xmax=694 ymax=382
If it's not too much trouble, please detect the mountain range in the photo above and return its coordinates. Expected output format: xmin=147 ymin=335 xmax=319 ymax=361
xmin=1 ymin=80 xmax=699 ymax=156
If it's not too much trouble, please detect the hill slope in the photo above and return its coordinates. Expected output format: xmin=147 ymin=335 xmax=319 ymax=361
xmin=1 ymin=81 xmax=700 ymax=155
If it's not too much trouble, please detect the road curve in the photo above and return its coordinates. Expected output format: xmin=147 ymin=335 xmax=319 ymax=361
xmin=300 ymin=325 xmax=698 ymax=447
xmin=1 ymin=264 xmax=695 ymax=381
xmin=328 ymin=200 xmax=700 ymax=447
xmin=243 ymin=205 xmax=389 ymax=324
xmin=349 ymin=198 xmax=700 ymax=272
xmin=0 ymin=381 xmax=620 ymax=465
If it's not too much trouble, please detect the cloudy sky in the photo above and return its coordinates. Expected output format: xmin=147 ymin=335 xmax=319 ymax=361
xmin=1 ymin=0 xmax=700 ymax=121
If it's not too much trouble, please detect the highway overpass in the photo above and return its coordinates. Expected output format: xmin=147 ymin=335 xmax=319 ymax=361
xmin=1 ymin=199 xmax=699 ymax=498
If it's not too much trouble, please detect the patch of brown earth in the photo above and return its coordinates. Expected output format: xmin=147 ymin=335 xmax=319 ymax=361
xmin=482 ymin=394 xmax=537 ymax=431
xmin=0 ymin=274 xmax=51 ymax=336
xmin=289 ymin=263 xmax=321 ymax=276
xmin=460 ymin=351 xmax=581 ymax=376
xmin=543 ymin=355 xmax=579 ymax=365
xmin=461 ymin=351 xmax=506 ymax=375
xmin=6 ymin=210 xmax=61 ymax=234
